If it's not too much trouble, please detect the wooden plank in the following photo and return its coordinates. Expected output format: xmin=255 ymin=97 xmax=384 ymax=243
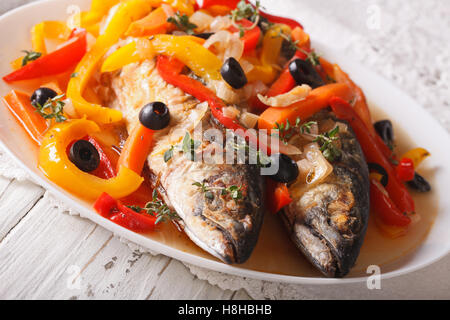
xmin=0 ymin=197 xmax=244 ymax=299
xmin=147 ymin=259 xmax=236 ymax=300
xmin=0 ymin=179 xmax=44 ymax=242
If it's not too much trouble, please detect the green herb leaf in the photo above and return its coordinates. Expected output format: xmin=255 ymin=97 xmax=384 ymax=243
xmin=21 ymin=50 xmax=42 ymax=67
xmin=313 ymin=126 xmax=342 ymax=162
xmin=181 ymin=132 xmax=200 ymax=161
xmin=34 ymin=94 xmax=67 ymax=123
xmin=167 ymin=12 xmax=197 ymax=35
xmin=164 ymin=146 xmax=174 ymax=163
xmin=71 ymin=72 xmax=79 ymax=78
xmin=230 ymin=0 xmax=261 ymax=38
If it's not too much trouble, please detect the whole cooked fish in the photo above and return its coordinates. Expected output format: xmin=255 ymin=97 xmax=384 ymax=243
xmin=101 ymin=60 xmax=265 ymax=264
xmin=280 ymin=112 xmax=370 ymax=277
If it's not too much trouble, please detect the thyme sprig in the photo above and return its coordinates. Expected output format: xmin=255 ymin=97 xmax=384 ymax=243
xmin=230 ymin=0 xmax=261 ymax=37
xmin=21 ymin=50 xmax=41 ymax=67
xmin=276 ymin=31 xmax=321 ymax=66
xmin=273 ymin=118 xmax=318 ymax=144
xmin=313 ymin=126 xmax=342 ymax=162
xmin=164 ymin=132 xmax=201 ymax=163
xmin=167 ymin=12 xmax=197 ymax=35
xmin=127 ymin=190 xmax=180 ymax=225
xmin=34 ymin=94 xmax=67 ymax=123
xmin=193 ymin=181 xmax=244 ymax=201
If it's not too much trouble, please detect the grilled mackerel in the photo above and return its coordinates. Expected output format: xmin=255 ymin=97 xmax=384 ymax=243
xmin=102 ymin=60 xmax=265 ymax=264
xmin=281 ymin=113 xmax=370 ymax=277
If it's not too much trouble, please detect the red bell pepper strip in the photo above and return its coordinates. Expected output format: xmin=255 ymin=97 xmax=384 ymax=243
xmin=3 ymin=28 xmax=87 ymax=83
xmin=201 ymin=0 xmax=240 ymax=9
xmin=370 ymin=179 xmax=411 ymax=227
xmin=156 ymin=55 xmax=270 ymax=154
xmin=94 ymin=192 xmax=156 ymax=233
xmin=396 ymin=158 xmax=415 ymax=182
xmin=228 ymin=19 xmax=261 ymax=53
xmin=329 ymin=97 xmax=415 ymax=215
xmin=266 ymin=178 xmax=292 ymax=214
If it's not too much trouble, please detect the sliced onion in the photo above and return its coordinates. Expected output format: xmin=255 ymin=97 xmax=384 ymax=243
xmin=62 ymin=98 xmax=77 ymax=118
xmin=209 ymin=80 xmax=240 ymax=104
xmin=257 ymin=85 xmax=311 ymax=107
xmin=209 ymin=15 xmax=232 ymax=32
xmin=258 ymin=130 xmax=302 ymax=155
xmin=204 ymin=30 xmax=243 ymax=61
xmin=301 ymin=121 xmax=319 ymax=141
xmin=240 ymin=112 xmax=259 ymax=129
xmin=222 ymin=106 xmax=240 ymax=119
xmin=190 ymin=11 xmax=214 ymax=32
xmin=297 ymin=143 xmax=333 ymax=185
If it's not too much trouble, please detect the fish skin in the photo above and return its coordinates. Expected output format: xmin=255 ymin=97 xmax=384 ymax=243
xmin=281 ymin=116 xmax=370 ymax=277
xmin=101 ymin=60 xmax=265 ymax=264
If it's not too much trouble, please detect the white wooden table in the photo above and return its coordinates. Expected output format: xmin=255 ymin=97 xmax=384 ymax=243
xmin=1 ymin=0 xmax=449 ymax=300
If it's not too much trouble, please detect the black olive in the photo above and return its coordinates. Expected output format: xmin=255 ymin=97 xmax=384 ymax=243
xmin=69 ymin=140 xmax=100 ymax=173
xmin=193 ymin=32 xmax=214 ymax=40
xmin=281 ymin=40 xmax=297 ymax=60
xmin=407 ymin=173 xmax=431 ymax=193
xmin=220 ymin=57 xmax=248 ymax=89
xmin=368 ymin=163 xmax=389 ymax=187
xmin=374 ymin=120 xmax=394 ymax=146
xmin=139 ymin=102 xmax=170 ymax=130
xmin=31 ymin=87 xmax=58 ymax=107
xmin=269 ymin=153 xmax=299 ymax=184
xmin=289 ymin=58 xmax=324 ymax=89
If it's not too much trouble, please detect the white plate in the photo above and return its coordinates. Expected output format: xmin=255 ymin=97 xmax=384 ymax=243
xmin=0 ymin=0 xmax=449 ymax=285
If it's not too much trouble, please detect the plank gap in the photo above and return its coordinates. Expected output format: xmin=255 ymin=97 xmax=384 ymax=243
xmin=0 ymin=194 xmax=44 ymax=244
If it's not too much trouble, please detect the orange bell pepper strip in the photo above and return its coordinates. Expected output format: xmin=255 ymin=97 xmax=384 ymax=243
xmin=258 ymin=83 xmax=354 ymax=131
xmin=126 ymin=5 xmax=175 ymax=37
xmin=2 ymin=90 xmax=48 ymax=145
xmin=67 ymin=0 xmax=152 ymax=124
xmin=38 ymin=119 xmax=143 ymax=200
xmin=117 ymin=124 xmax=154 ymax=174
xmin=291 ymin=26 xmax=310 ymax=51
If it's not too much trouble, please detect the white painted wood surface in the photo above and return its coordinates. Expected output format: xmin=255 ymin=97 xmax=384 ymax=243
xmin=0 ymin=174 xmax=250 ymax=299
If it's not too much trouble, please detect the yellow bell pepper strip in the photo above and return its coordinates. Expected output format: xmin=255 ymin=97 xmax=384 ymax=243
xmin=151 ymin=34 xmax=222 ymax=81
xmin=261 ymin=24 xmax=290 ymax=66
xmin=401 ymin=148 xmax=430 ymax=169
xmin=67 ymin=0 xmax=153 ymax=124
xmin=81 ymin=0 xmax=122 ymax=26
xmin=246 ymin=24 xmax=290 ymax=84
xmin=101 ymin=36 xmax=204 ymax=73
xmin=101 ymin=40 xmax=153 ymax=73
xmin=38 ymin=119 xmax=143 ymax=200
xmin=31 ymin=22 xmax=47 ymax=55
xmin=164 ymin=0 xmax=196 ymax=15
